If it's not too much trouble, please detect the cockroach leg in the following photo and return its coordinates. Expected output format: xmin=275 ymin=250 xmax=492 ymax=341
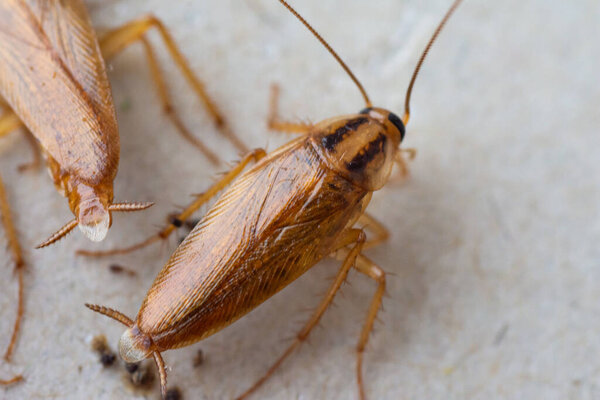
xmin=267 ymin=84 xmax=312 ymax=134
xmin=98 ymin=16 xmax=248 ymax=164
xmin=77 ymin=148 xmax=267 ymax=257
xmin=0 ymin=375 xmax=23 ymax=385
xmin=0 ymin=110 xmax=22 ymax=140
xmin=138 ymin=35 xmax=219 ymax=165
xmin=392 ymin=148 xmax=417 ymax=181
xmin=235 ymin=229 xmax=366 ymax=400
xmin=353 ymin=255 xmax=386 ymax=400
xmin=358 ymin=213 xmax=390 ymax=250
xmin=16 ymin=131 xmax=42 ymax=173
xmin=0 ymin=175 xmax=26 ymax=363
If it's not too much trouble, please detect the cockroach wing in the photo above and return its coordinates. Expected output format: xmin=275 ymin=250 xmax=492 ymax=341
xmin=137 ymin=140 xmax=368 ymax=349
xmin=0 ymin=0 xmax=118 ymax=184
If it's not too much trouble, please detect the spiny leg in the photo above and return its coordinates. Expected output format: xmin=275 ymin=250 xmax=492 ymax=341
xmin=138 ymin=36 xmax=220 ymax=164
xmin=99 ymin=15 xmax=249 ymax=163
xmin=77 ymin=148 xmax=266 ymax=257
xmin=267 ymin=84 xmax=312 ymax=134
xmin=353 ymin=254 xmax=386 ymax=400
xmin=392 ymin=148 xmax=417 ymax=181
xmin=0 ymin=175 xmax=26 ymax=363
xmin=235 ymin=229 xmax=365 ymax=400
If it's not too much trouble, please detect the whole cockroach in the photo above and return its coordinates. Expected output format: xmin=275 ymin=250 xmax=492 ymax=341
xmin=0 ymin=0 xmax=248 ymax=384
xmin=0 ymin=0 xmax=248 ymax=248
xmin=87 ymin=0 xmax=463 ymax=398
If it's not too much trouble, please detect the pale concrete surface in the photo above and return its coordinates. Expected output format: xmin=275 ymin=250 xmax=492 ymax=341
xmin=1 ymin=0 xmax=599 ymax=399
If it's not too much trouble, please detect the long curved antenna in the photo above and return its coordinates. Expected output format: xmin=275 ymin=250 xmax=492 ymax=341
xmin=85 ymin=304 xmax=134 ymax=327
xmin=403 ymin=0 xmax=463 ymax=125
xmin=36 ymin=219 xmax=78 ymax=249
xmin=153 ymin=351 xmax=168 ymax=399
xmin=278 ymin=0 xmax=372 ymax=108
xmin=108 ymin=201 xmax=154 ymax=212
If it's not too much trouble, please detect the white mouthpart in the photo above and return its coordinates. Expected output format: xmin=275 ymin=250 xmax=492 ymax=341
xmin=78 ymin=212 xmax=110 ymax=242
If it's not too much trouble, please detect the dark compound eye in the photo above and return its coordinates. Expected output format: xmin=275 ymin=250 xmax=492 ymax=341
xmin=387 ymin=112 xmax=405 ymax=141
xmin=359 ymin=107 xmax=373 ymax=115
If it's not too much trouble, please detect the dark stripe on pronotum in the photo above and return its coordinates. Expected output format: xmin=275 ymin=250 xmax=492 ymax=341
xmin=346 ymin=133 xmax=387 ymax=172
xmin=321 ymin=117 xmax=368 ymax=151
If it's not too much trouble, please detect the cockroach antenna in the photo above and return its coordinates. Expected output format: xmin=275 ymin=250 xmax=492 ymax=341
xmin=36 ymin=202 xmax=154 ymax=249
xmin=277 ymin=0 xmax=372 ymax=108
xmin=403 ymin=0 xmax=463 ymax=125
xmin=279 ymin=0 xmax=463 ymax=126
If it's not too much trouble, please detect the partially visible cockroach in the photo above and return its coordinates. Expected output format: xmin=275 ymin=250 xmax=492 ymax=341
xmin=86 ymin=0 xmax=463 ymax=398
xmin=0 ymin=0 xmax=249 ymax=385
xmin=0 ymin=0 xmax=248 ymax=248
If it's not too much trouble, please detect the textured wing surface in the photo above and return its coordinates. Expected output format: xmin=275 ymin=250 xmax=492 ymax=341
xmin=140 ymin=140 xmax=367 ymax=348
xmin=0 ymin=0 xmax=118 ymax=183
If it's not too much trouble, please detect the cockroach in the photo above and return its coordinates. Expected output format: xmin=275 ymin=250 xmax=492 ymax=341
xmin=0 ymin=0 xmax=248 ymax=248
xmin=86 ymin=0 xmax=463 ymax=398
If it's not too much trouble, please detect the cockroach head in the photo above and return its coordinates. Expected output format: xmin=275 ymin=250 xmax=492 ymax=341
xmin=77 ymin=196 xmax=111 ymax=242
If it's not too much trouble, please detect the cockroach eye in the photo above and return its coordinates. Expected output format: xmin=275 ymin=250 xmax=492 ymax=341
xmin=359 ymin=107 xmax=373 ymax=115
xmin=387 ymin=112 xmax=405 ymax=141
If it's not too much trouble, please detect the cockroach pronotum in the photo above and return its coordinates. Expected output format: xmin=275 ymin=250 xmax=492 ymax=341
xmin=86 ymin=0 xmax=463 ymax=398
xmin=0 ymin=0 xmax=248 ymax=385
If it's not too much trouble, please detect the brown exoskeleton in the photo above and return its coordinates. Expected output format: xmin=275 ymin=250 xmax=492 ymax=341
xmin=0 ymin=0 xmax=248 ymax=248
xmin=86 ymin=0 xmax=463 ymax=398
